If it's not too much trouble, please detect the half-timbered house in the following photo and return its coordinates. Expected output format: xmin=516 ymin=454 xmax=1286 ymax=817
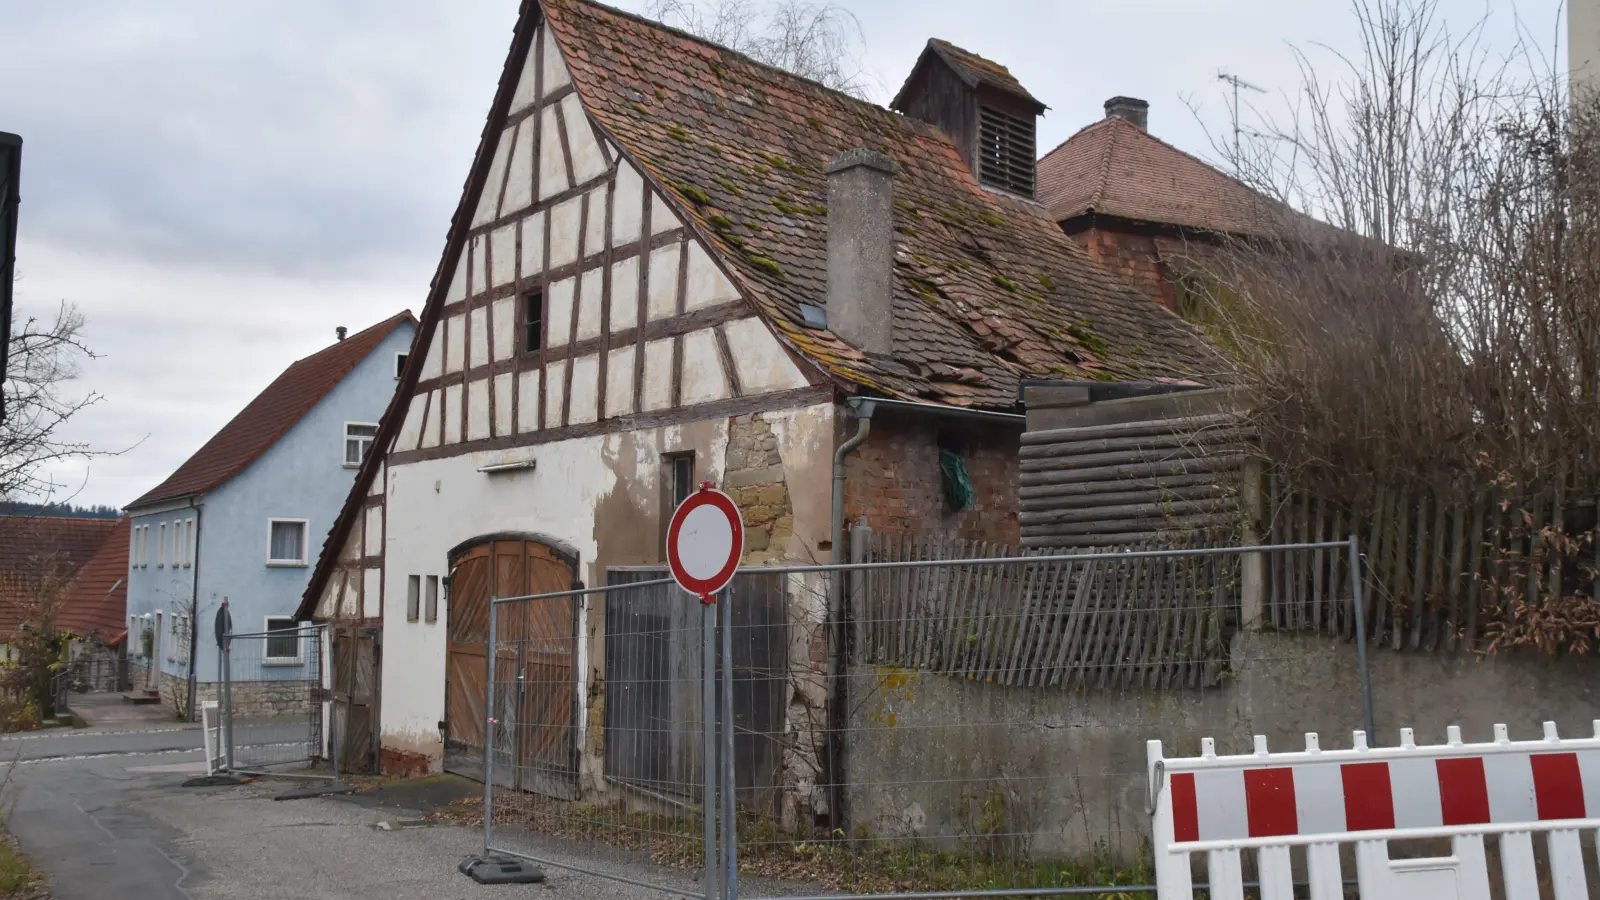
xmin=297 ymin=0 xmax=1222 ymax=778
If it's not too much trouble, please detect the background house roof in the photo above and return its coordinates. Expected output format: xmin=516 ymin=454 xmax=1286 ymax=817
xmin=544 ymin=0 xmax=1223 ymax=409
xmin=891 ymin=39 xmax=1046 ymax=112
xmin=0 ymin=515 xmax=118 ymax=637
xmin=1036 ymin=115 xmax=1289 ymax=237
xmin=127 ymin=311 xmax=415 ymax=510
xmin=55 ymin=518 xmax=130 ymax=640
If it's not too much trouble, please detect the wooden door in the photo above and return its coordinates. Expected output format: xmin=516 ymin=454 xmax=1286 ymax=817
xmin=444 ymin=538 xmax=577 ymax=797
xmin=331 ymin=626 xmax=379 ymax=774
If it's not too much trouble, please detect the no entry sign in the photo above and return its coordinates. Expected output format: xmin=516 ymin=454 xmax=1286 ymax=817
xmin=666 ymin=483 xmax=744 ymax=602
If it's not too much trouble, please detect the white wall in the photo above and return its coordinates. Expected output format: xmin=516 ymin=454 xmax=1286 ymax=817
xmin=379 ymin=401 xmax=834 ymax=767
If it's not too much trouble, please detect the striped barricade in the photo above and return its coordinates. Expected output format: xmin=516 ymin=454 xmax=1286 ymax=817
xmin=1148 ymin=722 xmax=1600 ymax=899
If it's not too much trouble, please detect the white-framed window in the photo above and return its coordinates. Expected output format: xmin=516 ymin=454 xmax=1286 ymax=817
xmin=263 ymin=616 xmax=302 ymax=664
xmin=178 ymin=614 xmax=191 ymax=665
xmin=183 ymin=518 xmax=195 ymax=568
xmin=266 ymin=518 xmax=309 ymax=567
xmin=157 ymin=523 xmax=167 ymax=568
xmin=167 ymin=613 xmax=179 ymax=663
xmin=394 ymin=351 xmax=409 ymax=380
xmin=406 ymin=575 xmax=421 ymax=622
xmin=171 ymin=522 xmax=181 ymax=569
xmin=425 ymin=575 xmax=439 ymax=623
xmin=130 ymin=528 xmax=139 ymax=569
xmin=344 ymin=422 xmax=378 ymax=467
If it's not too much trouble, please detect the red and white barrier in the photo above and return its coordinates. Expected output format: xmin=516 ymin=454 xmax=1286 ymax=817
xmin=1149 ymin=722 xmax=1600 ymax=899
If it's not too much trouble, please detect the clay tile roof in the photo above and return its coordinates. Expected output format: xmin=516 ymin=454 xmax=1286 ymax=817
xmin=1037 ymin=116 xmax=1293 ymax=237
xmin=128 ymin=311 xmax=415 ymax=510
xmin=56 ymin=518 xmax=131 ymax=640
xmin=0 ymin=516 xmax=118 ymax=637
xmin=892 ymin=39 xmax=1046 ymax=112
xmin=542 ymin=0 xmax=1224 ymax=408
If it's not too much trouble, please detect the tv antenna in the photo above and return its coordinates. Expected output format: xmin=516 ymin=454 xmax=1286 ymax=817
xmin=1217 ymin=71 xmax=1266 ymax=174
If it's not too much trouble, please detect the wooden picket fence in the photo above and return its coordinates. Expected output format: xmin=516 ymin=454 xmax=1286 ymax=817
xmin=849 ymin=530 xmax=1239 ymax=690
xmin=1267 ymin=476 xmax=1600 ymax=652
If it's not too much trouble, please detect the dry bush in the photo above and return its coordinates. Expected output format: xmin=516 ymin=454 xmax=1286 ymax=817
xmin=1178 ymin=0 xmax=1600 ymax=649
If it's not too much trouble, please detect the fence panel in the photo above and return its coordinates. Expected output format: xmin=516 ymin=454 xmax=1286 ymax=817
xmin=469 ymin=543 xmax=1369 ymax=900
xmin=483 ymin=575 xmax=715 ymax=899
xmin=222 ymin=625 xmax=325 ymax=774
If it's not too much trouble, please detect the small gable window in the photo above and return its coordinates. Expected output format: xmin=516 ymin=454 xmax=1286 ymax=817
xmin=394 ymin=351 xmax=409 ymax=380
xmin=523 ymin=290 xmax=544 ymax=353
xmin=978 ymin=106 xmax=1036 ymax=198
xmin=344 ymin=422 xmax=378 ymax=467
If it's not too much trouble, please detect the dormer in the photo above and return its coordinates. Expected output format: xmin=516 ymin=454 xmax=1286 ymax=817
xmin=891 ymin=39 xmax=1047 ymax=199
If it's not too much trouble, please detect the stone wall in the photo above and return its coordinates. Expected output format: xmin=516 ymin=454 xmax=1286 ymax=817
xmin=844 ymin=412 xmax=1021 ymax=545
xmin=723 ymin=412 xmax=796 ymax=565
xmin=843 ymin=631 xmax=1600 ymax=861
xmin=156 ymin=671 xmax=314 ymax=720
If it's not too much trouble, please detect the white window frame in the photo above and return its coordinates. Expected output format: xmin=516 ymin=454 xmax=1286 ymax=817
xmin=262 ymin=616 xmax=303 ymax=665
xmin=266 ymin=518 xmax=310 ymax=567
xmin=171 ymin=522 xmax=180 ymax=569
xmin=343 ymin=421 xmax=378 ymax=468
xmin=157 ymin=523 xmax=167 ymax=568
xmin=130 ymin=528 xmax=139 ymax=570
xmin=181 ymin=519 xmax=193 ymax=568
xmin=394 ymin=351 xmax=409 ymax=380
xmin=166 ymin=613 xmax=178 ymax=663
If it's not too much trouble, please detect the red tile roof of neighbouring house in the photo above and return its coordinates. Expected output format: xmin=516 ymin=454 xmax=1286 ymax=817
xmin=127 ymin=311 xmax=415 ymax=510
xmin=1036 ymin=115 xmax=1290 ymax=237
xmin=56 ymin=518 xmax=131 ymax=641
xmin=0 ymin=515 xmax=119 ymax=637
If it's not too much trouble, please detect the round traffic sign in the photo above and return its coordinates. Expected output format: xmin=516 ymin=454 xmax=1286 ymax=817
xmin=666 ymin=484 xmax=744 ymax=601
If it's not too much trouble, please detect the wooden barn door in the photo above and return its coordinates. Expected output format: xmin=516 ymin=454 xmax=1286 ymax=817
xmin=444 ymin=537 xmax=578 ymax=797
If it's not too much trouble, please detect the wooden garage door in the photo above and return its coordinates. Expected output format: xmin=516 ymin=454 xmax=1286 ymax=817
xmin=443 ymin=538 xmax=577 ymax=798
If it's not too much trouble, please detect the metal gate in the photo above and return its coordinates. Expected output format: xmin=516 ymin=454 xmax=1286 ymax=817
xmin=219 ymin=622 xmax=327 ymax=775
xmin=330 ymin=625 xmax=379 ymax=774
xmin=444 ymin=536 xmax=579 ymax=793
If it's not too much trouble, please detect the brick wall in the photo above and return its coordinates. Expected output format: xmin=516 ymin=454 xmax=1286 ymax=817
xmin=1069 ymin=227 xmax=1175 ymax=310
xmin=843 ymin=414 xmax=1020 ymax=545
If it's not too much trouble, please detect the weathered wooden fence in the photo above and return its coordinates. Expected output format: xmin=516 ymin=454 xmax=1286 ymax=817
xmin=1267 ymin=478 xmax=1600 ymax=652
xmin=849 ymin=530 xmax=1240 ymax=690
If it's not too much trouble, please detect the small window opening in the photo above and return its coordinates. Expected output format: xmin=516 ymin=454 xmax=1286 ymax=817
xmin=406 ymin=575 xmax=421 ymax=622
xmin=425 ymin=575 xmax=440 ymax=623
xmin=978 ymin=106 xmax=1036 ymax=198
xmin=663 ymin=452 xmax=697 ymax=546
xmin=345 ymin=423 xmax=378 ymax=467
xmin=524 ymin=290 xmax=545 ymax=353
xmin=938 ymin=437 xmax=975 ymax=512
xmin=395 ymin=352 xmax=409 ymax=379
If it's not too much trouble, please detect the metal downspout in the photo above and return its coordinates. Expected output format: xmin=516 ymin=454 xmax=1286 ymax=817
xmin=185 ymin=504 xmax=202 ymax=722
xmin=827 ymin=398 xmax=874 ymax=829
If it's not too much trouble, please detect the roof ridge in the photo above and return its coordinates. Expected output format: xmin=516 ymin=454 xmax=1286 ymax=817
xmin=289 ymin=310 xmax=415 ymax=367
xmin=1089 ymin=118 xmax=1119 ymax=214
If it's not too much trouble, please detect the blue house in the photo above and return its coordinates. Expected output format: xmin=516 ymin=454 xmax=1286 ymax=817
xmin=123 ymin=313 xmax=414 ymax=714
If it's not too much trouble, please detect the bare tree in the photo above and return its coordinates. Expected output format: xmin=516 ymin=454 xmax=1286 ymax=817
xmin=645 ymin=0 xmax=874 ymax=97
xmin=1 ymin=301 xmax=105 ymax=503
xmin=1173 ymin=0 xmax=1600 ymax=651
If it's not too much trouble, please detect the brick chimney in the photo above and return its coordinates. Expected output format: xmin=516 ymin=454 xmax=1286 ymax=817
xmin=825 ymin=149 xmax=896 ymax=356
xmin=1104 ymin=96 xmax=1149 ymax=130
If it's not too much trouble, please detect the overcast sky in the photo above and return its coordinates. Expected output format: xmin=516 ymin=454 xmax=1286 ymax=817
xmin=0 ymin=0 xmax=1559 ymax=509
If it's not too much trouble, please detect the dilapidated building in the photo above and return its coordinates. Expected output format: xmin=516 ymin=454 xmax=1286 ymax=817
xmin=297 ymin=0 xmax=1221 ymax=779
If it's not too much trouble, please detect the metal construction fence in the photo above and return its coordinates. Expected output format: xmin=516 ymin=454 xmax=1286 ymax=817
xmin=218 ymin=623 xmax=334 ymax=778
xmin=477 ymin=539 xmax=1373 ymax=900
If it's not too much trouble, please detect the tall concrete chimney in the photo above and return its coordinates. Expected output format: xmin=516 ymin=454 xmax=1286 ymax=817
xmin=825 ymin=148 xmax=896 ymax=356
xmin=1104 ymin=96 xmax=1149 ymax=131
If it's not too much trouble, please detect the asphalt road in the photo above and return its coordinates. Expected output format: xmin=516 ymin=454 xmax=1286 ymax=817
xmin=0 ymin=724 xmax=755 ymax=900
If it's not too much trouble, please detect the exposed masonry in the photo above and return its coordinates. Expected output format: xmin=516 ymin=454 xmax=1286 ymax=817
xmin=156 ymin=671 xmax=316 ymax=720
xmin=723 ymin=413 xmax=795 ymax=564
